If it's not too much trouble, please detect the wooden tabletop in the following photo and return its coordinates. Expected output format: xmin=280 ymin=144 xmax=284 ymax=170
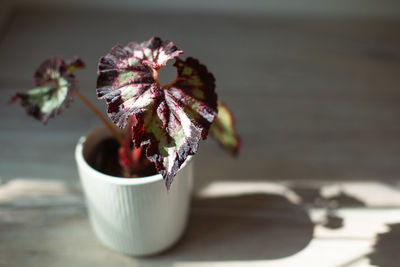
xmin=0 ymin=5 xmax=400 ymax=267
xmin=1 ymin=179 xmax=400 ymax=266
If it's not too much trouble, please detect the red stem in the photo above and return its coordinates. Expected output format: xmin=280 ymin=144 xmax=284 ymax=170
xmin=75 ymin=91 xmax=124 ymax=145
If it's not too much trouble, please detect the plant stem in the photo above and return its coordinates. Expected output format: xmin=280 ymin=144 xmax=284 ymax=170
xmin=153 ymin=70 xmax=161 ymax=87
xmin=161 ymin=76 xmax=181 ymax=90
xmin=152 ymin=68 xmax=181 ymax=90
xmin=75 ymin=91 xmax=124 ymax=145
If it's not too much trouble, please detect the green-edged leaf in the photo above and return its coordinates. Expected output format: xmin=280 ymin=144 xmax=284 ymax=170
xmin=210 ymin=101 xmax=241 ymax=156
xmin=11 ymin=57 xmax=83 ymax=124
xmin=97 ymin=37 xmax=217 ymax=188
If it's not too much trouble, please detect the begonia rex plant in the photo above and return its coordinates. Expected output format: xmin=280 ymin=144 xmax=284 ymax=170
xmin=11 ymin=37 xmax=241 ymax=189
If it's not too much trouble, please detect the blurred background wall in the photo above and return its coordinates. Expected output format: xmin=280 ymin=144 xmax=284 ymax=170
xmin=2 ymin=0 xmax=400 ymax=19
xmin=1 ymin=0 xmax=400 ymax=186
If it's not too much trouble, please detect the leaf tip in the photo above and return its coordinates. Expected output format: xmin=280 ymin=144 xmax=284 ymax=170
xmin=9 ymin=94 xmax=18 ymax=105
xmin=67 ymin=57 xmax=86 ymax=72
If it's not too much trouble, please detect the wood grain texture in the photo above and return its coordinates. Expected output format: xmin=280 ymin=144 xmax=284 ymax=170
xmin=1 ymin=179 xmax=400 ymax=266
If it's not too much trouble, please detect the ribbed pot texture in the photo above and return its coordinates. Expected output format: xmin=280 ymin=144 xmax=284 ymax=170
xmin=75 ymin=127 xmax=194 ymax=256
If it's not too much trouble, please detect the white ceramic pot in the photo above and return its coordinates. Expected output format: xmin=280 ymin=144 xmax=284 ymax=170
xmin=75 ymin=127 xmax=194 ymax=256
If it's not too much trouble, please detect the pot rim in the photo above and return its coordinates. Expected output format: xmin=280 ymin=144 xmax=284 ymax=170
xmin=75 ymin=127 xmax=192 ymax=186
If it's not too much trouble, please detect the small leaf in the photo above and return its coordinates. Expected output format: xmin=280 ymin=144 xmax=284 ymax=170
xmin=210 ymin=101 xmax=241 ymax=156
xmin=67 ymin=57 xmax=86 ymax=72
xmin=97 ymin=37 xmax=217 ymax=188
xmin=11 ymin=57 xmax=83 ymax=124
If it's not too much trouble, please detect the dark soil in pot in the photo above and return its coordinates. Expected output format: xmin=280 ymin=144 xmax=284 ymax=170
xmin=87 ymin=137 xmax=157 ymax=178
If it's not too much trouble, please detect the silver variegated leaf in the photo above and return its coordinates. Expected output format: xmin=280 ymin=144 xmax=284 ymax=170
xmin=97 ymin=37 xmax=218 ymax=188
xmin=11 ymin=57 xmax=84 ymax=124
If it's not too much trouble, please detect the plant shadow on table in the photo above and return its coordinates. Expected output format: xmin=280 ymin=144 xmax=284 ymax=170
xmin=150 ymin=193 xmax=314 ymax=262
xmin=368 ymin=223 xmax=400 ymax=267
xmin=290 ymin=186 xmax=365 ymax=230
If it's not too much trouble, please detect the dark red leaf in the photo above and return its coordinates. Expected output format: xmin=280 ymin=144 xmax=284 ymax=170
xmin=97 ymin=37 xmax=218 ymax=188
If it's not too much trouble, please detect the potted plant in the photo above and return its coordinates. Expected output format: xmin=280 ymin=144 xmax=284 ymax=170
xmin=11 ymin=37 xmax=241 ymax=256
